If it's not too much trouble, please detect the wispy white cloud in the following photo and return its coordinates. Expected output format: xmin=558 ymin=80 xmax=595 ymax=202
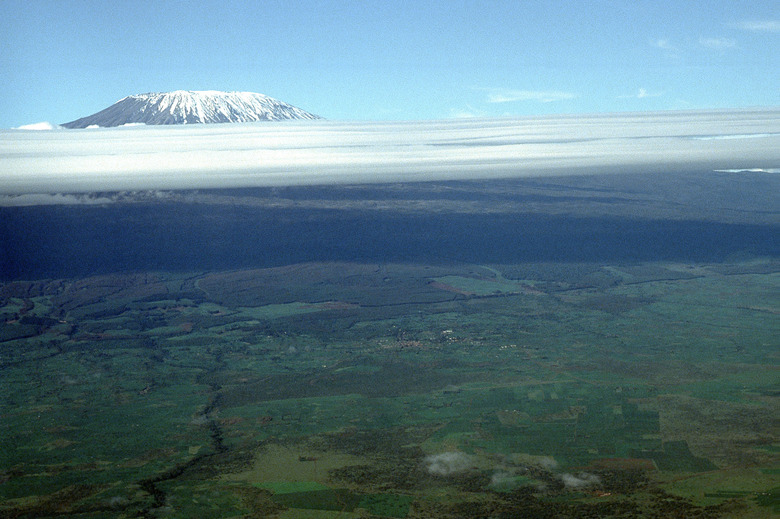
xmin=561 ymin=472 xmax=601 ymax=489
xmin=715 ymin=168 xmax=780 ymax=173
xmin=650 ymin=38 xmax=676 ymax=51
xmin=618 ymin=88 xmax=663 ymax=99
xmin=693 ymin=133 xmax=780 ymax=141
xmin=735 ymin=20 xmax=780 ymax=33
xmin=649 ymin=38 xmax=683 ymax=59
xmin=13 ymin=121 xmax=59 ymax=130
xmin=0 ymin=109 xmax=778 ymax=198
xmin=424 ymin=452 xmax=474 ymax=476
xmin=699 ymin=36 xmax=737 ymax=49
xmin=486 ymin=89 xmax=577 ymax=103
xmin=449 ymin=105 xmax=486 ymax=118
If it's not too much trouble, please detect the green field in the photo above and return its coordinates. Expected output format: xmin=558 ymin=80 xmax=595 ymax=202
xmin=1 ymin=259 xmax=778 ymax=517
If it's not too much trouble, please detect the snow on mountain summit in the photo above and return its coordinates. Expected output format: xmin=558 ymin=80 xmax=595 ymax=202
xmin=61 ymin=90 xmax=321 ymax=128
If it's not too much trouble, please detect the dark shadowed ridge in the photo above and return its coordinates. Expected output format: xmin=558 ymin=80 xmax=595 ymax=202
xmin=1 ymin=175 xmax=778 ymax=281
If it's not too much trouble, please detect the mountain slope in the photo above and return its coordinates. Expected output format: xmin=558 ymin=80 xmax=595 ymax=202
xmin=61 ymin=90 xmax=321 ymax=128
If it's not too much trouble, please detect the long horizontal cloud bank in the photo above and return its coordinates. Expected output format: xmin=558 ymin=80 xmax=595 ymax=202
xmin=1 ymin=109 xmax=778 ymax=195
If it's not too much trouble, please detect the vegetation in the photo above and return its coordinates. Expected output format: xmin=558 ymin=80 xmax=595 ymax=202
xmin=1 ymin=258 xmax=777 ymax=517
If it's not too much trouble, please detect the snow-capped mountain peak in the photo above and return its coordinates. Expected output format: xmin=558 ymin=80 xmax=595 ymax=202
xmin=61 ymin=90 xmax=321 ymax=128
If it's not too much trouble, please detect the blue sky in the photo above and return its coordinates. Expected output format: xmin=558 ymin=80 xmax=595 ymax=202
xmin=1 ymin=0 xmax=778 ymax=127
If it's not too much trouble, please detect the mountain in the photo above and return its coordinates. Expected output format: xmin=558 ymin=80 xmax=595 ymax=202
xmin=61 ymin=90 xmax=321 ymax=128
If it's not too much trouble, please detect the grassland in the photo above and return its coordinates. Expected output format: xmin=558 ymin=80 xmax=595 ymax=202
xmin=1 ymin=257 xmax=777 ymax=518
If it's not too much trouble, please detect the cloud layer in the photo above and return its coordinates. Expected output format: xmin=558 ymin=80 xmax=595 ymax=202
xmin=1 ymin=109 xmax=778 ymax=195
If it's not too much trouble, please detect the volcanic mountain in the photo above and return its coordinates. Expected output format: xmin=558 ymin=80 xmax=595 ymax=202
xmin=61 ymin=90 xmax=321 ymax=128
